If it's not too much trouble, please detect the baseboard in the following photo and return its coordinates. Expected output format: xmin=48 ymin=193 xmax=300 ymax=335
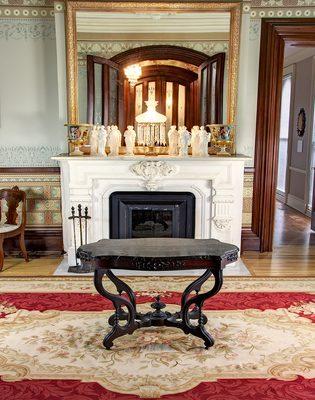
xmin=287 ymin=194 xmax=306 ymax=214
xmin=241 ymin=228 xmax=260 ymax=252
xmin=3 ymin=228 xmax=63 ymax=256
xmin=276 ymin=190 xmax=286 ymax=203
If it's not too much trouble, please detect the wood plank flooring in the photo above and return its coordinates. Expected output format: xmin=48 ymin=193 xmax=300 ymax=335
xmin=1 ymin=202 xmax=314 ymax=277
xmin=243 ymin=202 xmax=315 ymax=276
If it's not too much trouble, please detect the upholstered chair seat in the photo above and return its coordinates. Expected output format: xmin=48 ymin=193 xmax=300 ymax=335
xmin=0 ymin=223 xmax=22 ymax=234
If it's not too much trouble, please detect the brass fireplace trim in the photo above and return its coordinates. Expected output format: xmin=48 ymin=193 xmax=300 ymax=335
xmin=65 ymin=1 xmax=241 ymax=125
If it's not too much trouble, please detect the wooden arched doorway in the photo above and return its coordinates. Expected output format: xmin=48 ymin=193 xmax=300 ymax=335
xmin=86 ymin=45 xmax=225 ymax=131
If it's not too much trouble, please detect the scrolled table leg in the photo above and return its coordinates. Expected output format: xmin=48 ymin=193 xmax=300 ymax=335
xmin=94 ymin=269 xmax=139 ymax=349
xmin=180 ymin=267 xmax=223 ymax=349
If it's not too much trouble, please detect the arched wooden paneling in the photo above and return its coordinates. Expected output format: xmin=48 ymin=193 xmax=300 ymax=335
xmin=128 ymin=65 xmax=198 ymax=129
xmin=86 ymin=46 xmax=226 ymax=130
xmin=111 ymin=45 xmax=210 ymax=67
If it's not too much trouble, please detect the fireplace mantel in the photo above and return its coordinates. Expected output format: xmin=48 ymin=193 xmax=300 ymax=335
xmin=52 ymin=154 xmax=248 ymax=266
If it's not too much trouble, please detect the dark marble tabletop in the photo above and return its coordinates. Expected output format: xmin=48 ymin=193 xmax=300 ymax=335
xmin=77 ymin=238 xmax=239 ymax=271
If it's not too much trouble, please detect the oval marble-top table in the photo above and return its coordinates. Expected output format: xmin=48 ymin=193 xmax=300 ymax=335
xmin=77 ymin=238 xmax=239 ymax=350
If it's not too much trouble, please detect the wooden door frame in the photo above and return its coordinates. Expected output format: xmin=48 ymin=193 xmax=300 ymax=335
xmin=252 ymin=18 xmax=315 ymax=252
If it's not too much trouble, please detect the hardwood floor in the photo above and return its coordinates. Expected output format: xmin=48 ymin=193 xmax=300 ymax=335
xmin=0 ymin=256 xmax=62 ymax=276
xmin=243 ymin=202 xmax=315 ymax=276
xmin=1 ymin=202 xmax=314 ymax=277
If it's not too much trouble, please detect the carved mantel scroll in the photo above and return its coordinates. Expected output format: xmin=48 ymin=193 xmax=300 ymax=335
xmin=212 ymin=194 xmax=234 ymax=232
xmin=130 ymin=161 xmax=179 ymax=191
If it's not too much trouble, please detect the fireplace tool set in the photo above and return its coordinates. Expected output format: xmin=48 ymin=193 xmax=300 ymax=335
xmin=68 ymin=204 xmax=91 ymax=273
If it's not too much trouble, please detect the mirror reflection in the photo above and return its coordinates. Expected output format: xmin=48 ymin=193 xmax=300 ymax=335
xmin=76 ymin=11 xmax=230 ymax=132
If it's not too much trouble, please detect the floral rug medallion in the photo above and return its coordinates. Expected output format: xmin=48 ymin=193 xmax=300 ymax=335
xmin=0 ymin=277 xmax=314 ymax=399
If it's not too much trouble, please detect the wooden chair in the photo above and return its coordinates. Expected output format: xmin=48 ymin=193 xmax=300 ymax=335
xmin=0 ymin=186 xmax=28 ymax=271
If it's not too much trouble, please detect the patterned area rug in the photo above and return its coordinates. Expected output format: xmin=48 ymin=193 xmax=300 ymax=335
xmin=0 ymin=276 xmax=314 ymax=400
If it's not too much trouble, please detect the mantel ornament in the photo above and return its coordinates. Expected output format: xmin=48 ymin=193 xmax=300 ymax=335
xmin=130 ymin=160 xmax=178 ymax=191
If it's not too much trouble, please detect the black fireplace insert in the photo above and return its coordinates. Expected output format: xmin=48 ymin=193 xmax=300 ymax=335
xmin=109 ymin=191 xmax=195 ymax=239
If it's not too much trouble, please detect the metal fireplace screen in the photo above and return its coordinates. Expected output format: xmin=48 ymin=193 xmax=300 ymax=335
xmin=109 ymin=192 xmax=195 ymax=239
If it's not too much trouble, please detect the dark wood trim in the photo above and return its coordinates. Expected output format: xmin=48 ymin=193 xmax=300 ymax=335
xmin=87 ymin=55 xmax=95 ymax=124
xmin=155 ymin=79 xmax=162 ymax=114
xmin=185 ymin=83 xmax=191 ymax=130
xmin=102 ymin=63 xmax=110 ymax=126
xmin=111 ymin=45 xmax=210 ymax=67
xmin=139 ymin=65 xmax=198 ymax=83
xmin=198 ymin=53 xmax=225 ymax=125
xmin=215 ymin=52 xmax=225 ymax=123
xmin=0 ymin=167 xmax=60 ymax=174
xmin=160 ymin=79 xmax=167 ymax=117
xmin=253 ymin=18 xmax=315 ymax=252
xmin=241 ymin=228 xmax=260 ymax=252
xmin=244 ymin=167 xmax=255 ymax=174
xmin=3 ymin=228 xmax=63 ymax=256
xmin=118 ymin=68 xmax=125 ymax=131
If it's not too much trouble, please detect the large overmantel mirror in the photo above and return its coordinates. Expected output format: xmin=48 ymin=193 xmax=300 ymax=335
xmin=66 ymin=2 xmax=241 ymax=131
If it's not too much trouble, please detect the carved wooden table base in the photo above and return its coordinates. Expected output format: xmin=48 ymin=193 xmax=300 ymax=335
xmin=78 ymin=238 xmax=238 ymax=350
xmin=94 ymin=267 xmax=223 ymax=350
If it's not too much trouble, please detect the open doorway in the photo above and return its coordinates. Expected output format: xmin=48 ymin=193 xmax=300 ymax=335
xmin=274 ymin=45 xmax=315 ymax=248
xmin=252 ymin=18 xmax=315 ymax=253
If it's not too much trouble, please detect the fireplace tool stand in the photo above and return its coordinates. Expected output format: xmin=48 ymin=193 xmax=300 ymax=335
xmin=68 ymin=204 xmax=91 ymax=273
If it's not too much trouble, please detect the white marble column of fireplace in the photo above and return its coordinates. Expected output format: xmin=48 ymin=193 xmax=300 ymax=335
xmin=53 ymin=155 xmax=247 ymax=272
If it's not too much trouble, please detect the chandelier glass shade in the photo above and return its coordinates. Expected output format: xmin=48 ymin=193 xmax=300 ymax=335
xmin=124 ymin=64 xmax=142 ymax=86
xmin=136 ymin=100 xmax=167 ymax=149
xmin=136 ymin=100 xmax=167 ymax=124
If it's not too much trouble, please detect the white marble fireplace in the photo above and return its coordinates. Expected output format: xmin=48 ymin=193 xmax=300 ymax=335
xmin=52 ymin=155 xmax=247 ymax=267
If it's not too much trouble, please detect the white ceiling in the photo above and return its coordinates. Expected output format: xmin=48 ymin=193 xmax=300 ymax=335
xmin=284 ymin=45 xmax=315 ymax=67
xmin=76 ymin=12 xmax=231 ymax=33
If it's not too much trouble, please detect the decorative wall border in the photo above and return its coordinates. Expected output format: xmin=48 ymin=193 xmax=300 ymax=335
xmin=0 ymin=0 xmax=53 ymax=5
xmin=0 ymin=7 xmax=54 ymax=18
xmin=242 ymin=0 xmax=315 ymax=18
xmin=0 ymin=146 xmax=64 ymax=167
xmin=0 ymin=18 xmax=55 ymax=39
xmin=77 ymin=40 xmax=229 ymax=60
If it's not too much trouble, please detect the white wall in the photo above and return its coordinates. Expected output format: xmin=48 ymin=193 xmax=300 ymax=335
xmin=0 ymin=17 xmax=66 ymax=166
xmin=236 ymin=15 xmax=261 ymax=167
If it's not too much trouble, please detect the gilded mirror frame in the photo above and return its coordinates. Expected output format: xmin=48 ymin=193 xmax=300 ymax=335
xmin=65 ymin=1 xmax=241 ymax=125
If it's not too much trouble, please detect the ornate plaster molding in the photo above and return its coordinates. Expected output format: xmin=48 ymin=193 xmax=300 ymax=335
xmin=0 ymin=1 xmax=53 ymax=5
xmin=213 ymin=217 xmax=232 ymax=231
xmin=77 ymin=41 xmax=229 ymax=60
xmin=0 ymin=19 xmax=55 ymax=40
xmin=0 ymin=8 xmax=54 ymax=19
xmin=130 ymin=160 xmax=179 ymax=191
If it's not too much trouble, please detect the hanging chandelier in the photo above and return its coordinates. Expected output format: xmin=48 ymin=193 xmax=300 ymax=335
xmin=136 ymin=100 xmax=167 ymax=155
xmin=124 ymin=64 xmax=142 ymax=86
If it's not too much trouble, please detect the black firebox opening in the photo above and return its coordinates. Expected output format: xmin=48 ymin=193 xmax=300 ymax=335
xmin=109 ymin=192 xmax=195 ymax=239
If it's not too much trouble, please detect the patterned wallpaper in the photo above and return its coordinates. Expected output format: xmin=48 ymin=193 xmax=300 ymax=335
xmin=0 ymin=173 xmax=62 ymax=229
xmin=0 ymin=171 xmax=253 ymax=230
xmin=78 ymin=40 xmax=229 ymax=61
xmin=0 ymin=146 xmax=63 ymax=167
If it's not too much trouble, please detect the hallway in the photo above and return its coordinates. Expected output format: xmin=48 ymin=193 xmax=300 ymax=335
xmin=243 ymin=201 xmax=315 ymax=276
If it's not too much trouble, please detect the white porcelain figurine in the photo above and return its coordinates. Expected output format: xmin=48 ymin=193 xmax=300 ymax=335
xmin=199 ymin=126 xmax=210 ymax=157
xmin=168 ymin=125 xmax=179 ymax=156
xmin=191 ymin=126 xmax=201 ymax=156
xmin=124 ymin=125 xmax=137 ymax=156
xmin=178 ymin=126 xmax=191 ymax=157
xmin=90 ymin=125 xmax=99 ymax=156
xmin=98 ymin=125 xmax=108 ymax=156
xmin=108 ymin=125 xmax=121 ymax=156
